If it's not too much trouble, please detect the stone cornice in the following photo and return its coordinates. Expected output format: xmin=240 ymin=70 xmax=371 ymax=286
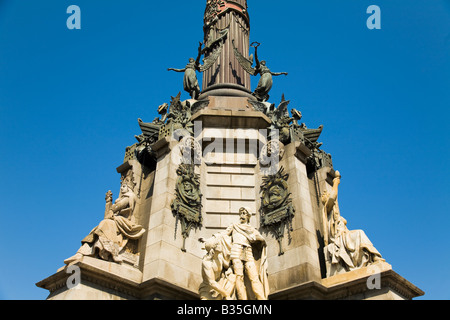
xmin=36 ymin=257 xmax=200 ymax=300
xmin=269 ymin=268 xmax=424 ymax=300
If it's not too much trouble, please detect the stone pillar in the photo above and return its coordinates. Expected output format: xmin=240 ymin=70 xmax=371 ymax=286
xmin=140 ymin=137 xmax=204 ymax=299
xmin=261 ymin=141 xmax=323 ymax=295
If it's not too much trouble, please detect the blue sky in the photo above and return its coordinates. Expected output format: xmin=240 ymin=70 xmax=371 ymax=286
xmin=0 ymin=0 xmax=449 ymax=300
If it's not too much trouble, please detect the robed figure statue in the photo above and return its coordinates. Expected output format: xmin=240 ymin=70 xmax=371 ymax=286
xmin=168 ymin=41 xmax=224 ymax=99
xmin=64 ymin=177 xmax=146 ymax=266
xmin=322 ymin=171 xmax=385 ymax=277
xmin=233 ymin=41 xmax=288 ymax=102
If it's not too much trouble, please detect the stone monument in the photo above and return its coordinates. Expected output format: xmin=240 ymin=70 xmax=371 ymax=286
xmin=37 ymin=0 xmax=424 ymax=300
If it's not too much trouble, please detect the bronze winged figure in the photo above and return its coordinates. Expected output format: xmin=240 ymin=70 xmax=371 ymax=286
xmin=233 ymin=41 xmax=288 ymax=102
xmin=169 ymin=32 xmax=226 ymax=99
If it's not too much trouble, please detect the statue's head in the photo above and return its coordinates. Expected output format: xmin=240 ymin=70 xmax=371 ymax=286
xmin=269 ymin=185 xmax=283 ymax=200
xmin=120 ymin=175 xmax=136 ymax=196
xmin=239 ymin=207 xmax=252 ymax=224
xmin=189 ymin=58 xmax=195 ymax=63
xmin=183 ymin=180 xmax=193 ymax=192
xmin=120 ymin=183 xmax=134 ymax=197
xmin=204 ymin=235 xmax=221 ymax=254
xmin=260 ymin=60 xmax=266 ymax=66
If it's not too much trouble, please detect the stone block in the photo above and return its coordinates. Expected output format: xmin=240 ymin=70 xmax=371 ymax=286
xmin=241 ymin=187 xmax=256 ymax=200
xmin=145 ymin=224 xmax=177 ymax=248
xmin=231 ymin=174 xmax=255 ymax=187
xmin=230 ymin=199 xmax=256 ymax=213
xmin=148 ymin=208 xmax=175 ymax=229
xmin=204 ymin=199 xmax=230 ymax=214
xmin=269 ymin=263 xmax=322 ymax=294
xmin=203 ymin=213 xmax=221 ymax=229
xmin=206 ymin=173 xmax=232 ymax=186
xmin=219 ymin=186 xmax=243 ymax=199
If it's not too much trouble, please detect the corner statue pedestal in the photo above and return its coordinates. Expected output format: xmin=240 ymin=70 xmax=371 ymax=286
xmin=36 ymin=0 xmax=424 ymax=300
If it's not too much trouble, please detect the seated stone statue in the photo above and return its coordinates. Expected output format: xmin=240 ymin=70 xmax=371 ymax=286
xmin=322 ymin=171 xmax=384 ymax=277
xmin=64 ymin=178 xmax=146 ymax=266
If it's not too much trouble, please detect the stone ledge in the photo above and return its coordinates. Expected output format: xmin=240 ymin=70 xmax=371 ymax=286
xmin=37 ymin=257 xmax=143 ymax=298
xmin=293 ymin=141 xmax=312 ymax=165
xmin=269 ymin=264 xmax=424 ymax=300
xmin=140 ymin=278 xmax=200 ymax=300
xmin=321 ymin=261 xmax=392 ymax=288
xmin=36 ymin=257 xmax=200 ymax=300
xmin=191 ymin=108 xmax=271 ymax=129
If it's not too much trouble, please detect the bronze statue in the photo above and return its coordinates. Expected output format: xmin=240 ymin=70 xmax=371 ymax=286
xmin=169 ymin=41 xmax=224 ymax=99
xmin=268 ymin=95 xmax=294 ymax=144
xmin=233 ymin=41 xmax=288 ymax=102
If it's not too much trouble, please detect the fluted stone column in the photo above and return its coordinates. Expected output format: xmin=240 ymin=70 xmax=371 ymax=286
xmin=200 ymin=0 xmax=253 ymax=99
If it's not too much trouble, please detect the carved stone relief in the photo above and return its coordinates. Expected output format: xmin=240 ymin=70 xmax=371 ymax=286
xmin=259 ymin=167 xmax=295 ymax=256
xmin=171 ymin=163 xmax=203 ymax=252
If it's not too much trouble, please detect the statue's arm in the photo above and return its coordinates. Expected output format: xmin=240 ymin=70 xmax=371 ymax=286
xmin=330 ymin=172 xmax=341 ymax=202
xmin=271 ymin=71 xmax=288 ymax=76
xmin=325 ymin=171 xmax=341 ymax=213
xmin=223 ymin=225 xmax=234 ymax=236
xmin=195 ymin=42 xmax=203 ymax=69
xmin=254 ymin=46 xmax=261 ymax=70
xmin=168 ymin=68 xmax=185 ymax=72
xmin=252 ymin=228 xmax=265 ymax=243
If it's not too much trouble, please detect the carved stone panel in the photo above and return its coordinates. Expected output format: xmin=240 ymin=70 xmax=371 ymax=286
xmin=259 ymin=167 xmax=295 ymax=255
xmin=171 ymin=164 xmax=203 ymax=252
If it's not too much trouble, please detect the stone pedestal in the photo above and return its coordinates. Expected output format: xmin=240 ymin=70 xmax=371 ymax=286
xmin=36 ymin=96 xmax=424 ymax=300
xmin=270 ymin=261 xmax=424 ymax=300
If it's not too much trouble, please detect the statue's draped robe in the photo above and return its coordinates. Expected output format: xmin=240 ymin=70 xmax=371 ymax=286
xmin=254 ymin=66 xmax=272 ymax=101
xmin=183 ymin=64 xmax=200 ymax=96
xmin=79 ymin=193 xmax=145 ymax=262
xmin=324 ymin=203 xmax=383 ymax=275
